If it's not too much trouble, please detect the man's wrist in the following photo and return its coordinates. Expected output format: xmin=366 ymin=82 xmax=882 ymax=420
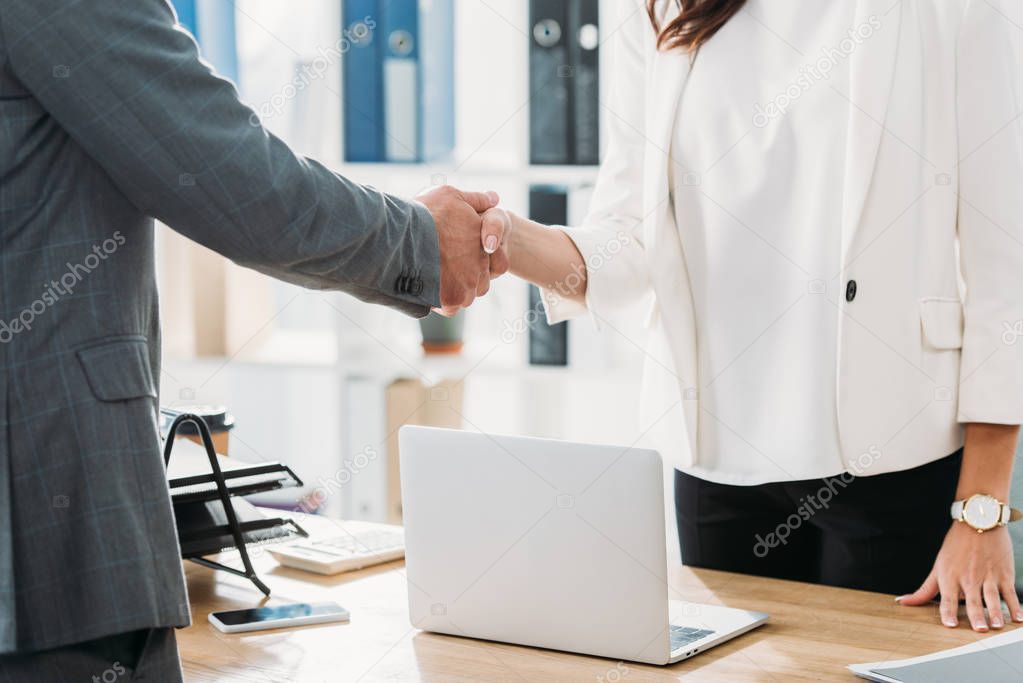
xmin=406 ymin=198 xmax=442 ymax=309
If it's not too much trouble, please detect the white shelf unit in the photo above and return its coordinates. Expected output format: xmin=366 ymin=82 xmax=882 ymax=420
xmin=161 ymin=0 xmax=648 ymax=522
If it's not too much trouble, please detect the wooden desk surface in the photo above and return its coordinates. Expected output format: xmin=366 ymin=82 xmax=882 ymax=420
xmin=178 ymin=519 xmax=1019 ymax=682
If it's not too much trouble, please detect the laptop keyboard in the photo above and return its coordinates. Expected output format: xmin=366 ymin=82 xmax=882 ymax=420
xmin=670 ymin=625 xmax=716 ymax=650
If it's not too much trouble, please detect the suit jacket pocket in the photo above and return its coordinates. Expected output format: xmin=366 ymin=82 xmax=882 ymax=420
xmin=919 ymin=298 xmax=964 ymax=350
xmin=76 ymin=337 xmax=157 ymax=402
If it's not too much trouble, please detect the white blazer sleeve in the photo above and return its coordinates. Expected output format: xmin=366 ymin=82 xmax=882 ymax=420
xmin=955 ymin=0 xmax=1023 ymax=424
xmin=541 ymin=0 xmax=652 ymax=326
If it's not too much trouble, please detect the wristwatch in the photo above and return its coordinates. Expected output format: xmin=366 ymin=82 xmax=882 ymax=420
xmin=950 ymin=494 xmax=1023 ymax=533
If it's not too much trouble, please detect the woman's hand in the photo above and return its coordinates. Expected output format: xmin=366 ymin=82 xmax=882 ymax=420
xmin=496 ymin=209 xmax=589 ymax=306
xmin=480 ymin=206 xmax=512 ymax=293
xmin=898 ymin=522 xmax=1022 ymax=631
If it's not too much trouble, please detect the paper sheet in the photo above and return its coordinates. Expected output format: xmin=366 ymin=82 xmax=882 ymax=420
xmin=849 ymin=628 xmax=1023 ymax=682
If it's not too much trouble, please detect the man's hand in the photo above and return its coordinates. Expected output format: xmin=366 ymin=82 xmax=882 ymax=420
xmin=417 ymin=185 xmax=504 ymax=315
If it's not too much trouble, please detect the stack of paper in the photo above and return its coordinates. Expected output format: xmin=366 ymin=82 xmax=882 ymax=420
xmin=850 ymin=628 xmax=1023 ymax=682
xmin=166 ymin=438 xmax=299 ymax=503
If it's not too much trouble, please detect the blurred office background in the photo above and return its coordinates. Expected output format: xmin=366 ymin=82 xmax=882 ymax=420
xmin=156 ymin=1 xmax=661 ymax=532
xmin=150 ymin=1 xmax=1023 ymax=582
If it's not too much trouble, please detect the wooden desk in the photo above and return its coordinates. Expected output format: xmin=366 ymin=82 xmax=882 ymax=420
xmin=178 ymin=520 xmax=1019 ymax=682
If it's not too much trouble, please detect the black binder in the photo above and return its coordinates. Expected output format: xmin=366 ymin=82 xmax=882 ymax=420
xmin=529 ymin=0 xmax=571 ymax=164
xmin=527 ymin=185 xmax=570 ymax=366
xmin=529 ymin=0 xmax=600 ymax=165
xmin=568 ymin=0 xmax=600 ymax=165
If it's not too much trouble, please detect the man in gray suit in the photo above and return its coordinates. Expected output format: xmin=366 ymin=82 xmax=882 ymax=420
xmin=0 ymin=0 xmax=507 ymax=680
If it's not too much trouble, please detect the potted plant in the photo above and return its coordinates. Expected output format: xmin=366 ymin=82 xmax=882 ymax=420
xmin=418 ymin=310 xmax=465 ymax=354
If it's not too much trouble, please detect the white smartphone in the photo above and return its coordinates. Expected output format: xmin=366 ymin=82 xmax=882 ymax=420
xmin=208 ymin=602 xmax=350 ymax=633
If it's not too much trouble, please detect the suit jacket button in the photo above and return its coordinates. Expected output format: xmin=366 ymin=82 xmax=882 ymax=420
xmin=411 ymin=279 xmax=424 ymax=296
xmin=845 ymin=280 xmax=857 ymax=302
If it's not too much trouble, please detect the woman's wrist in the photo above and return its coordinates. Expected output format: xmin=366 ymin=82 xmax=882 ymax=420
xmin=505 ymin=211 xmax=542 ymax=276
xmin=954 ymin=423 xmax=1019 ymax=501
xmin=503 ymin=212 xmax=587 ymax=301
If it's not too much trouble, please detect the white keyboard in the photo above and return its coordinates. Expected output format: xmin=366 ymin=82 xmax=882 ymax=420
xmin=268 ymin=524 xmax=405 ymax=575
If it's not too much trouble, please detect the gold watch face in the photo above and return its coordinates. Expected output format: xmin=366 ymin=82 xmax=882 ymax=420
xmin=963 ymin=494 xmax=1001 ymax=531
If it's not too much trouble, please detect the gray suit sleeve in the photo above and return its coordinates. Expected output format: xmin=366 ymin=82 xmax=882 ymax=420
xmin=0 ymin=0 xmax=440 ymax=316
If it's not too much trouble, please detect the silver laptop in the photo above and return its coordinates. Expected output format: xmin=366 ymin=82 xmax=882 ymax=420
xmin=398 ymin=426 xmax=768 ymax=666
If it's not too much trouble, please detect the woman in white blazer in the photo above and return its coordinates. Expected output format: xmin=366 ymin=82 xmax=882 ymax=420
xmin=488 ymin=0 xmax=1023 ymax=632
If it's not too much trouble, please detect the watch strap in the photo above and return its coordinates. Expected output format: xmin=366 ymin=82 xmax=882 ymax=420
xmin=950 ymin=500 xmax=964 ymax=522
xmin=999 ymin=504 xmax=1023 ymax=524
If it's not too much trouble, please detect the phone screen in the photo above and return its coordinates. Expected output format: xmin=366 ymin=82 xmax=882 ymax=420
xmin=212 ymin=602 xmax=345 ymax=626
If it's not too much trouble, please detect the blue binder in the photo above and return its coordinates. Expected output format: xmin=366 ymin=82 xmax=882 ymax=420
xmin=195 ymin=1 xmax=239 ymax=82
xmin=379 ymin=0 xmax=420 ymax=162
xmin=169 ymin=0 xmax=238 ymax=83
xmin=343 ymin=0 xmax=385 ymax=162
xmin=170 ymin=0 xmax=197 ymax=35
xmin=343 ymin=0 xmax=454 ymax=163
xmin=417 ymin=0 xmax=455 ymax=162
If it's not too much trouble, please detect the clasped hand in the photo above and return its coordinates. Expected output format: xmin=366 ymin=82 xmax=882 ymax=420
xmin=417 ymin=185 xmax=511 ymax=315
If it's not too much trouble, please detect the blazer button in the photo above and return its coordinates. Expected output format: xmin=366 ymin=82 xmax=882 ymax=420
xmin=845 ymin=280 xmax=857 ymax=302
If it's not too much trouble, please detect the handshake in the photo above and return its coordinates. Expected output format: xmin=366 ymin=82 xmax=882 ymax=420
xmin=417 ymin=185 xmax=512 ymax=316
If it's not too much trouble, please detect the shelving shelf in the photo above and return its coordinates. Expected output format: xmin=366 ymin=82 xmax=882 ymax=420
xmin=155 ymin=0 xmax=637 ymax=522
xmin=324 ymin=160 xmax=601 ymax=191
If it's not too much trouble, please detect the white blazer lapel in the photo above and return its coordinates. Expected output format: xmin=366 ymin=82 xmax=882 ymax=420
xmin=645 ymin=26 xmax=692 ymax=206
xmin=643 ymin=43 xmax=693 ymax=337
xmin=841 ymin=0 xmax=903 ymax=261
xmin=644 ymin=39 xmax=691 ymax=261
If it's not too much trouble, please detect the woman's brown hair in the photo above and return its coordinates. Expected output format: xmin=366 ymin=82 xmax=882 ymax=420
xmin=646 ymin=0 xmax=748 ymax=52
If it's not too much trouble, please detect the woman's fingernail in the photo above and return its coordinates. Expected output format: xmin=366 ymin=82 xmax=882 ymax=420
xmin=943 ymin=617 xmax=957 ymax=627
xmin=1015 ymin=612 xmax=1023 ymax=622
xmin=486 ymin=190 xmax=499 ymax=204
xmin=894 ymin=595 xmax=905 ymax=603
xmin=974 ymin=623 xmax=988 ymax=631
xmin=992 ymin=619 xmax=1004 ymax=628
xmin=484 ymin=235 xmax=498 ymax=253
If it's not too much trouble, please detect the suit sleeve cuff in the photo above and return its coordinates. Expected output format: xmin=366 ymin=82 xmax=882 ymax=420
xmin=395 ymin=198 xmax=441 ymax=317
